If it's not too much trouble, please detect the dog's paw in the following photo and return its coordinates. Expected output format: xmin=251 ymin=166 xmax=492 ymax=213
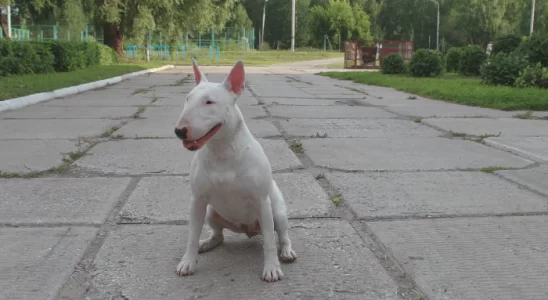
xmin=280 ymin=247 xmax=297 ymax=263
xmin=261 ymin=263 xmax=283 ymax=282
xmin=176 ymin=256 xmax=197 ymax=276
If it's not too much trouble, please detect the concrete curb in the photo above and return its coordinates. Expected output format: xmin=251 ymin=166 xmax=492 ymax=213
xmin=0 ymin=65 xmax=175 ymax=113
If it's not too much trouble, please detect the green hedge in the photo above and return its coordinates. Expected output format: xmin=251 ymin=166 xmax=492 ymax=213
xmin=0 ymin=39 xmax=118 ymax=76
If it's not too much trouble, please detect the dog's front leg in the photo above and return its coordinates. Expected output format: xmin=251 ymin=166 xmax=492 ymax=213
xmin=176 ymin=197 xmax=207 ymax=276
xmin=259 ymin=196 xmax=283 ymax=282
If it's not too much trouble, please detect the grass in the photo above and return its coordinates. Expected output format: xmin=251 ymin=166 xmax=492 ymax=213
xmin=123 ymin=50 xmax=342 ymax=67
xmin=319 ymin=72 xmax=548 ymax=111
xmin=289 ymin=140 xmax=305 ymax=153
xmin=0 ymin=63 xmax=166 ymax=101
xmin=330 ymin=192 xmax=344 ymax=207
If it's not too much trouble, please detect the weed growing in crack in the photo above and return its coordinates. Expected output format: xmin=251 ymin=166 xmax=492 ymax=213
xmin=464 ymin=132 xmax=501 ymax=143
xmin=479 ymin=166 xmax=511 ymax=173
xmin=133 ymin=106 xmax=146 ymax=118
xmin=311 ymin=132 xmax=328 ymax=138
xmin=315 ymin=173 xmax=325 ymax=179
xmin=112 ymin=134 xmax=124 ymax=140
xmin=170 ymin=78 xmax=189 ymax=86
xmin=413 ymin=117 xmax=423 ymax=123
xmin=151 ymin=96 xmax=159 ymax=103
xmin=450 ymin=131 xmax=466 ymax=138
xmin=407 ymin=95 xmax=417 ymax=100
xmin=101 ymin=125 xmax=121 ymax=138
xmin=344 ymin=87 xmax=367 ymax=95
xmin=514 ymin=111 xmax=533 ymax=119
xmin=133 ymin=88 xmax=151 ymax=95
xmin=289 ymin=140 xmax=305 ymax=153
xmin=257 ymin=101 xmax=265 ymax=105
xmin=330 ymin=192 xmax=343 ymax=206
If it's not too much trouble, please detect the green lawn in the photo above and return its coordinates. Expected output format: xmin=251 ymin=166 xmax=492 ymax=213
xmin=0 ymin=63 xmax=166 ymax=101
xmin=124 ymin=50 xmax=342 ymax=66
xmin=319 ymin=71 xmax=548 ymax=111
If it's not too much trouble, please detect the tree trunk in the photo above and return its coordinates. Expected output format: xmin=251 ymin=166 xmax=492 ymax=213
xmin=0 ymin=15 xmax=9 ymax=38
xmin=104 ymin=23 xmax=124 ymax=57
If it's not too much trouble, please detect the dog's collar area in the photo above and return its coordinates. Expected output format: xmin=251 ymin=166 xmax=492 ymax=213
xmin=183 ymin=123 xmax=223 ymax=151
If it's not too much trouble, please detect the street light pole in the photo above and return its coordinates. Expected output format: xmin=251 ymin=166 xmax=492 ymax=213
xmin=530 ymin=0 xmax=536 ymax=36
xmin=261 ymin=0 xmax=268 ymax=50
xmin=290 ymin=0 xmax=295 ymax=52
xmin=429 ymin=0 xmax=440 ymax=51
xmin=6 ymin=5 xmax=11 ymax=38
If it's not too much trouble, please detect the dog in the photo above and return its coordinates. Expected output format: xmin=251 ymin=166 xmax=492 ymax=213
xmin=173 ymin=59 xmax=297 ymax=282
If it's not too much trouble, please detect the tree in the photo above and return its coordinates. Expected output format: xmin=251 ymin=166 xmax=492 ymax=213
xmin=0 ymin=0 xmax=11 ymax=38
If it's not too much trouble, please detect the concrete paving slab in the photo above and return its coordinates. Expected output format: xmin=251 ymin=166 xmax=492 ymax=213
xmin=269 ymin=106 xmax=397 ymax=119
xmin=0 ymin=119 xmax=120 ymax=140
xmin=368 ymin=216 xmax=548 ymax=300
xmin=120 ymin=173 xmax=331 ymax=223
xmin=385 ymin=103 xmax=516 ymax=118
xmin=422 ymin=118 xmax=548 ymax=136
xmin=0 ymin=140 xmax=78 ymax=173
xmin=259 ymin=139 xmax=304 ymax=171
xmin=252 ymin=88 xmax=314 ymax=98
xmin=496 ymin=166 xmax=548 ymax=197
xmin=0 ymin=227 xmax=97 ymax=300
xmin=302 ymin=138 xmax=533 ymax=171
xmin=280 ymin=119 xmax=442 ymax=138
xmin=115 ymin=118 xmax=279 ymax=138
xmin=0 ymin=178 xmax=130 ymax=225
xmin=44 ymin=93 xmax=152 ymax=107
xmin=76 ymin=138 xmax=301 ymax=174
xmin=484 ymin=136 xmax=548 ymax=163
xmin=264 ymin=98 xmax=342 ymax=106
xmin=91 ymin=220 xmax=400 ymax=300
xmin=327 ymin=171 xmax=548 ymax=219
xmin=0 ymin=105 xmax=137 ymax=119
xmin=76 ymin=139 xmax=193 ymax=175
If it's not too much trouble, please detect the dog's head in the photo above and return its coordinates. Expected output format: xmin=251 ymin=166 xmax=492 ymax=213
xmin=174 ymin=59 xmax=246 ymax=151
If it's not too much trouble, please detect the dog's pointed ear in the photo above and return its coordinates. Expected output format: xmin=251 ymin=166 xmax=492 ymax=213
xmin=222 ymin=60 xmax=245 ymax=96
xmin=192 ymin=58 xmax=208 ymax=85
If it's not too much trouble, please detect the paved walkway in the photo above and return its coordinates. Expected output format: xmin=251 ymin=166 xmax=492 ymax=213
xmin=1 ymin=62 xmax=548 ymax=300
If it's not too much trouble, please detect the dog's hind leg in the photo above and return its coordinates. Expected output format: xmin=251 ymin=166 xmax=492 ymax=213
xmin=270 ymin=180 xmax=297 ymax=263
xmin=198 ymin=205 xmax=225 ymax=253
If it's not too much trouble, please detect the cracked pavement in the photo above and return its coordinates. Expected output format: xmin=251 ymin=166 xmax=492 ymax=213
xmin=1 ymin=61 xmax=548 ymax=300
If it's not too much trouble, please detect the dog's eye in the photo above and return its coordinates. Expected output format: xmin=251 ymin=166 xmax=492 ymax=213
xmin=206 ymin=100 xmax=214 ymax=105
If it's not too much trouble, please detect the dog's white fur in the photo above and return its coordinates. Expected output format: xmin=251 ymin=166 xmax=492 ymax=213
xmin=174 ymin=59 xmax=297 ymax=282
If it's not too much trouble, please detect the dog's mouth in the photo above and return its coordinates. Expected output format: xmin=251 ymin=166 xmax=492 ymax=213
xmin=182 ymin=124 xmax=222 ymax=151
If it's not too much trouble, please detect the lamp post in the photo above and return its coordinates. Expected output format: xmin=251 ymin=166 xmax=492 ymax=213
xmin=261 ymin=0 xmax=268 ymax=50
xmin=290 ymin=0 xmax=295 ymax=52
xmin=530 ymin=0 xmax=536 ymax=36
xmin=6 ymin=5 xmax=11 ymax=38
xmin=428 ymin=0 xmax=439 ymax=51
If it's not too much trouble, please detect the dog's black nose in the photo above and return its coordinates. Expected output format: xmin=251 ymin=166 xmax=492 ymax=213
xmin=174 ymin=127 xmax=187 ymax=139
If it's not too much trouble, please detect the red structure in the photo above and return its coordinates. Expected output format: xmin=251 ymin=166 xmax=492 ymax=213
xmin=344 ymin=40 xmax=414 ymax=69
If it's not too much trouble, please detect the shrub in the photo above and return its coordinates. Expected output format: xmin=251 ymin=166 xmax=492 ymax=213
xmin=28 ymin=41 xmax=55 ymax=74
xmin=98 ymin=43 xmax=119 ymax=65
xmin=0 ymin=38 xmax=13 ymax=57
xmin=408 ymin=49 xmax=443 ymax=77
xmin=492 ymin=34 xmax=522 ymax=55
xmin=480 ymin=51 xmax=529 ymax=86
xmin=381 ymin=53 xmax=405 ymax=74
xmin=514 ymin=62 xmax=548 ymax=89
xmin=50 ymin=40 xmax=88 ymax=72
xmin=445 ymin=47 xmax=462 ymax=72
xmin=459 ymin=45 xmax=487 ymax=76
xmin=519 ymin=33 xmax=548 ymax=67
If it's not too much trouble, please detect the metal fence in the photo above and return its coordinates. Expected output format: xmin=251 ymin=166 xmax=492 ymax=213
xmin=0 ymin=25 xmax=104 ymax=42
xmin=344 ymin=40 xmax=414 ymax=69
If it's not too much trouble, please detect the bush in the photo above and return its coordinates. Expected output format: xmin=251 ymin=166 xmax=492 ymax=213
xmin=459 ymin=45 xmax=487 ymax=76
xmin=514 ymin=62 xmax=548 ymax=89
xmin=519 ymin=33 xmax=548 ymax=67
xmin=445 ymin=47 xmax=462 ymax=72
xmin=492 ymin=34 xmax=522 ymax=55
xmin=480 ymin=51 xmax=529 ymax=86
xmin=98 ymin=43 xmax=119 ymax=65
xmin=408 ymin=49 xmax=443 ymax=77
xmin=1 ymin=40 xmax=118 ymax=76
xmin=50 ymin=40 xmax=88 ymax=72
xmin=381 ymin=53 xmax=405 ymax=74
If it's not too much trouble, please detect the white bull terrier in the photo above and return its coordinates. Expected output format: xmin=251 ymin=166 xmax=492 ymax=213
xmin=173 ymin=59 xmax=297 ymax=282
